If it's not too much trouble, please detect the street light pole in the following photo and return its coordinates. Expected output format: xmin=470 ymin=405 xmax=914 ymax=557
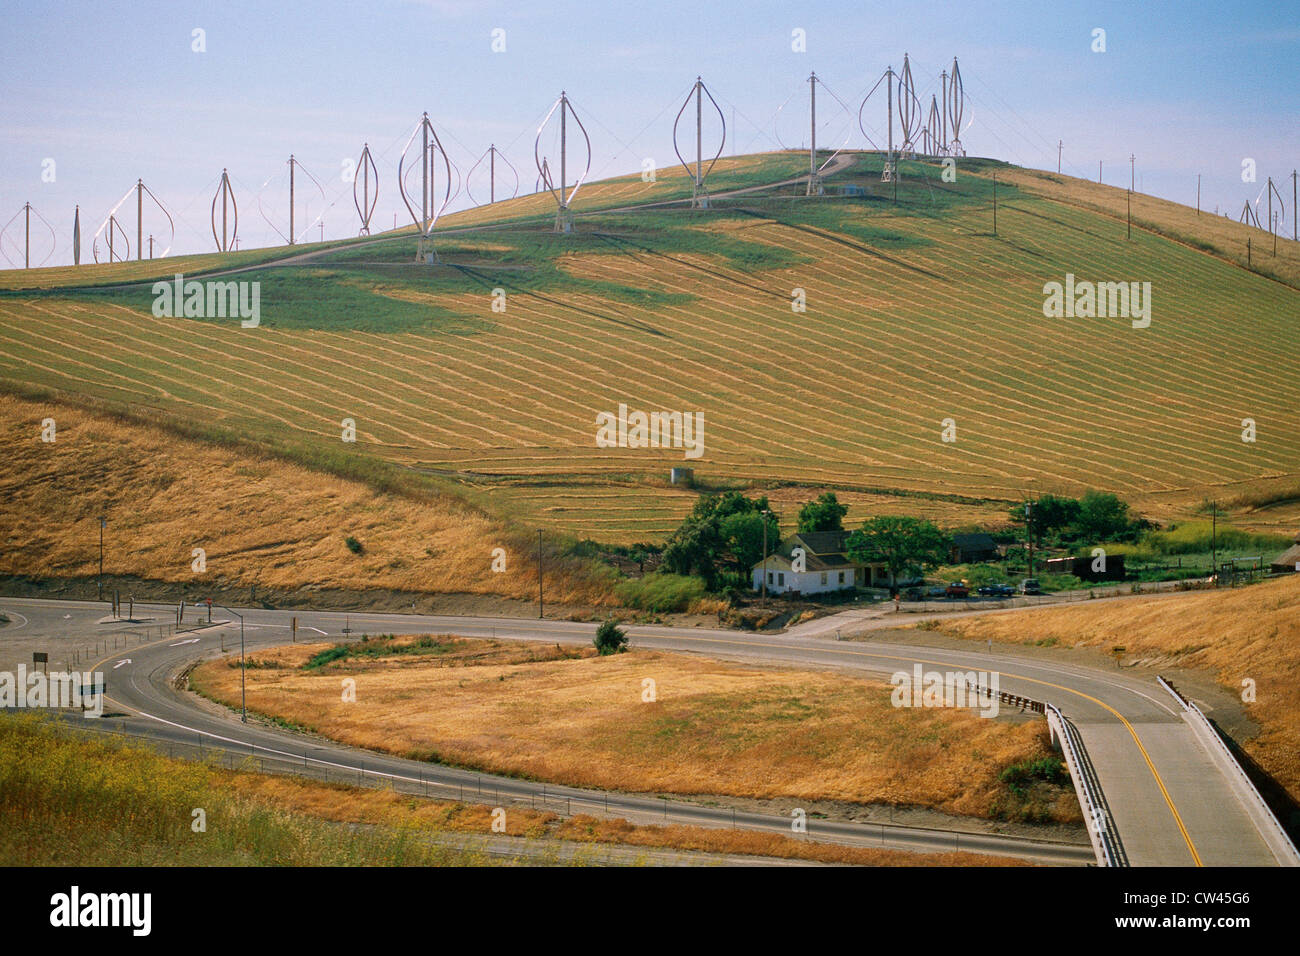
xmin=216 ymin=605 xmax=246 ymax=721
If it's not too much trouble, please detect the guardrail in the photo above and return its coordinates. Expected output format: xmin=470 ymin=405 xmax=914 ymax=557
xmin=1046 ymin=703 xmax=1125 ymax=867
xmin=956 ymin=674 xmax=1119 ymax=866
xmin=1157 ymin=676 xmax=1300 ymax=867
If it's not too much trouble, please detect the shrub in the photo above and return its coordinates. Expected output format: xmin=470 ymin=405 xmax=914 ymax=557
xmin=615 ymin=572 xmax=707 ymax=612
xmin=593 ymin=618 xmax=628 ymax=655
xmin=345 ymin=535 xmax=364 ymax=555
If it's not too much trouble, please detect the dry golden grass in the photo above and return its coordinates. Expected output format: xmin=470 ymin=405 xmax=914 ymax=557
xmin=0 ymin=393 xmax=614 ymax=604
xmin=224 ymin=771 xmax=556 ymax=837
xmin=191 ymin=636 xmax=1077 ymax=822
xmin=224 ymin=774 xmax=1026 ymax=864
xmin=926 ymin=575 xmax=1300 ymax=803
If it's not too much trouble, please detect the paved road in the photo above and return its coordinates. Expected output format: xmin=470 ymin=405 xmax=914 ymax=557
xmin=2 ymin=595 xmax=1282 ymax=865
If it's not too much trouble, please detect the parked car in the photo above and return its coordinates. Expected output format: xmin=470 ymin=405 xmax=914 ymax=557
xmin=977 ymin=583 xmax=1015 ymax=597
xmin=925 ymin=586 xmax=948 ymax=600
xmin=945 ymin=582 xmax=970 ymax=598
xmin=1019 ymin=578 xmax=1042 ymax=595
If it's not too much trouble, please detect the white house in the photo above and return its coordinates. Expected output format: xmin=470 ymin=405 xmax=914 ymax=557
xmin=750 ymin=530 xmax=889 ymax=596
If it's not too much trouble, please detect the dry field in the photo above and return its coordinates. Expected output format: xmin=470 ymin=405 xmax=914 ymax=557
xmin=0 ymin=393 xmax=614 ymax=604
xmin=925 ymin=574 xmax=1300 ymax=805
xmin=190 ymin=635 xmax=1079 ymax=823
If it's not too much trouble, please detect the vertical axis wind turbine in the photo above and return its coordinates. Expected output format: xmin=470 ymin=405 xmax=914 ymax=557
xmin=353 ymin=143 xmax=379 ymax=235
xmin=211 ymin=169 xmax=239 ymax=253
xmin=945 ymin=58 xmax=966 ymax=157
xmin=93 ymin=179 xmax=174 ymax=263
xmin=672 ymin=76 xmax=726 ymax=208
xmin=398 ymin=112 xmax=457 ymax=261
xmin=535 ymin=91 xmax=591 ymax=233
xmin=467 ymin=145 xmax=520 ymax=206
xmin=0 ymin=202 xmax=57 ymax=269
xmin=858 ymin=65 xmax=897 ymax=182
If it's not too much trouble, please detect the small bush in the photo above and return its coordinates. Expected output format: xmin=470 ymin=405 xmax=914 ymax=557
xmin=303 ymin=646 xmax=349 ymax=669
xmin=345 ymin=536 xmax=364 ymax=555
xmin=593 ymin=618 xmax=628 ymax=655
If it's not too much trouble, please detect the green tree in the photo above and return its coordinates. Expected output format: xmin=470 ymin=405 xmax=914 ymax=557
xmin=593 ymin=618 xmax=628 ymax=655
xmin=661 ymin=492 xmax=779 ymax=589
xmin=797 ymin=492 xmax=849 ymax=534
xmin=1075 ymin=491 xmax=1131 ymax=541
xmin=846 ymin=516 xmax=951 ymax=589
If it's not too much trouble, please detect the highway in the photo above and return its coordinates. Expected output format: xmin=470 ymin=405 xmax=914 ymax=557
xmin=1 ymin=594 xmax=1286 ymax=866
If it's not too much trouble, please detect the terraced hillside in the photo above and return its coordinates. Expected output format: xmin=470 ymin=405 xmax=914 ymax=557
xmin=1 ymin=151 xmax=1297 ymax=545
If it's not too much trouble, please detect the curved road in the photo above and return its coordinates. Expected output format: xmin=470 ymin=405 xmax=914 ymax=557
xmin=5 ymin=595 xmax=1288 ymax=865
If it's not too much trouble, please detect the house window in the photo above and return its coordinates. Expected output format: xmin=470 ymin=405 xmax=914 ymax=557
xmin=767 ymin=572 xmax=774 ymax=585
xmin=778 ymin=573 xmax=785 ymax=586
xmin=838 ymin=571 xmax=845 ymax=584
xmin=820 ymin=572 xmax=828 ymax=586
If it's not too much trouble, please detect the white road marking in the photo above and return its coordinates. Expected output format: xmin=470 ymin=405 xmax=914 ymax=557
xmin=112 ymin=659 xmax=132 ymax=669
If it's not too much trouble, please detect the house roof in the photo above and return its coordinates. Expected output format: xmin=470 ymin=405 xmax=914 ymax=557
xmin=1271 ymin=544 xmax=1300 ymax=568
xmin=751 ymin=531 xmax=880 ymax=573
xmin=791 ymin=530 xmax=851 ymax=555
xmin=951 ymin=532 xmax=997 ymax=551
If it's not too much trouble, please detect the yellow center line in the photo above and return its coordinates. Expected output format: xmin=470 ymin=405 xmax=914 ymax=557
xmin=651 ymin=632 xmax=1203 ymax=867
xmin=88 ymin=619 xmax=1203 ymax=866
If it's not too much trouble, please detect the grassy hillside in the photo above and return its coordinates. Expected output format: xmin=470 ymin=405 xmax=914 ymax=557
xmin=0 ymin=393 xmax=616 ymax=605
xmin=1 ymin=150 xmax=1296 ymax=545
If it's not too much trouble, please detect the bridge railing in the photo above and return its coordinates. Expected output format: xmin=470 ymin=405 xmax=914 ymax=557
xmin=1157 ymin=676 xmax=1300 ymax=867
xmin=1046 ymin=703 xmax=1124 ymax=867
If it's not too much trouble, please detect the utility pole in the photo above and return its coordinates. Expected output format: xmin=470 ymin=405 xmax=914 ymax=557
xmin=1057 ymin=140 xmax=1062 ymax=175
xmin=760 ymin=510 xmax=770 ymax=607
xmin=490 ymin=145 xmax=496 ymax=204
xmin=1025 ymin=501 xmax=1034 ymax=577
xmin=149 ymin=234 xmax=153 ymax=259
xmin=1293 ymin=170 xmax=1297 ymax=241
xmin=1098 ymin=160 xmax=1102 ymax=184
xmin=537 ymin=530 xmax=544 ymax=619
xmin=24 ymin=203 xmax=30 ymax=269
xmin=1129 ymin=154 xmax=1135 ymax=192
xmin=1210 ymin=502 xmax=1218 ymax=585
xmin=136 ymin=179 xmax=143 ymax=260
xmin=992 ymin=171 xmax=997 ymax=236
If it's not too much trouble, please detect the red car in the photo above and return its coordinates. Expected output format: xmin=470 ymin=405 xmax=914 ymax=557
xmin=945 ymin=582 xmax=970 ymax=598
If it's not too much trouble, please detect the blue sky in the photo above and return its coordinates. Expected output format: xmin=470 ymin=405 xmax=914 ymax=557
xmin=1 ymin=0 xmax=1297 ymax=262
